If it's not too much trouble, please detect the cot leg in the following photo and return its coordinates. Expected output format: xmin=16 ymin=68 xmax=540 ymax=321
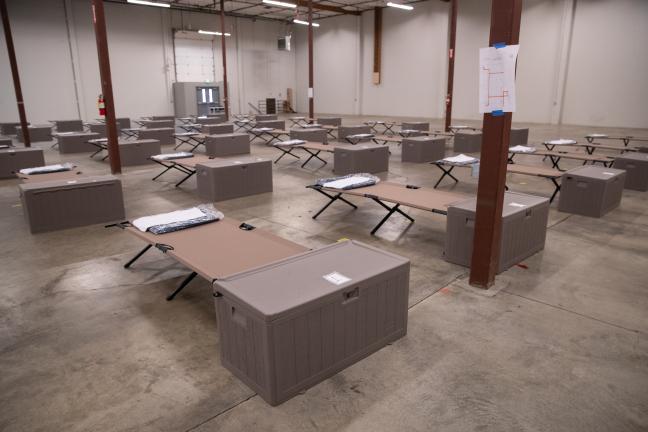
xmin=370 ymin=201 xmax=414 ymax=235
xmin=175 ymin=171 xmax=195 ymax=187
xmin=274 ymin=148 xmax=300 ymax=164
xmin=311 ymin=190 xmax=357 ymax=219
xmin=166 ymin=272 xmax=198 ymax=301
xmin=152 ymin=165 xmax=174 ymax=180
xmin=302 ymin=150 xmax=327 ymax=168
xmin=124 ymin=244 xmax=152 ymax=269
xmin=549 ymin=179 xmax=561 ymax=203
xmin=433 ymin=165 xmax=458 ymax=188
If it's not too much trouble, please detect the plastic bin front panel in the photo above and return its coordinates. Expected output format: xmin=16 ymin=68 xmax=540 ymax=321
xmin=558 ymin=167 xmax=625 ymax=217
xmin=290 ymin=128 xmax=327 ymax=144
xmin=0 ymin=149 xmax=45 ymax=179
xmin=612 ymin=154 xmax=648 ymax=191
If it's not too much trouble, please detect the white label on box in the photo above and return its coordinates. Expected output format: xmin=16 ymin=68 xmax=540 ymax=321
xmin=323 ymin=272 xmax=351 ymax=286
xmin=602 ymin=172 xmax=615 ymax=176
xmin=66 ymin=180 xmax=78 ymax=184
xmin=509 ymin=202 xmax=526 ymax=208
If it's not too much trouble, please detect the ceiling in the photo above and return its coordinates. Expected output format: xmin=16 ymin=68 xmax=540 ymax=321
xmin=117 ymin=0 xmax=425 ymax=22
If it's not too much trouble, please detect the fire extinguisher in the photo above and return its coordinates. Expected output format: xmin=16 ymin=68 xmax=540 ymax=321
xmin=97 ymin=94 xmax=106 ymax=117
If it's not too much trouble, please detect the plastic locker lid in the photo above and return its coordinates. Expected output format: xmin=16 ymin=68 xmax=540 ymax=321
xmin=448 ymin=192 xmax=549 ymax=218
xmin=1 ymin=147 xmax=43 ymax=155
xmin=565 ymin=165 xmax=625 ymax=180
xmin=214 ymin=240 xmax=410 ymax=323
xmin=197 ymin=156 xmax=268 ymax=168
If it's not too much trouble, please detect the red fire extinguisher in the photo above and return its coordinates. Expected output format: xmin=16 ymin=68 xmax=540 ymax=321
xmin=98 ymin=94 xmax=106 ymax=117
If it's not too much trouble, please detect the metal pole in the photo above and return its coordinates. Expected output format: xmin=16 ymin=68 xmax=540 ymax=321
xmin=307 ymin=0 xmax=314 ymax=119
xmin=219 ymin=0 xmax=229 ymax=120
xmin=469 ymin=0 xmax=522 ymax=288
xmin=372 ymin=7 xmax=382 ymax=85
xmin=444 ymin=0 xmax=457 ymax=132
xmin=91 ymin=0 xmax=121 ymax=174
xmin=0 ymin=0 xmax=30 ymax=147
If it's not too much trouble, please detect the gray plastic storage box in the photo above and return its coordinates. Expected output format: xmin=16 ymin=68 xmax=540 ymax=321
xmin=119 ymin=139 xmax=161 ymax=166
xmin=203 ymin=123 xmax=234 ymax=135
xmin=290 ymin=128 xmax=327 ymax=144
xmin=88 ymin=123 xmax=107 ymax=137
xmin=58 ymin=132 xmax=101 ymax=154
xmin=401 ymin=136 xmax=446 ymax=163
xmin=213 ymin=240 xmax=410 ymax=406
xmin=116 ymin=118 xmax=131 ymax=129
xmin=509 ymin=128 xmax=529 ymax=147
xmin=0 ymin=148 xmax=45 ymax=179
xmin=17 ymin=125 xmax=51 ymax=143
xmin=196 ymin=156 xmax=272 ymax=201
xmin=138 ymin=127 xmax=174 ymax=146
xmin=0 ymin=137 xmax=12 ymax=147
xmin=453 ymin=131 xmax=482 ymax=153
xmin=401 ymin=122 xmax=429 ymax=132
xmin=204 ymin=133 xmax=250 ymax=157
xmin=256 ymin=120 xmax=285 ymax=130
xmin=54 ymin=120 xmax=84 ymax=132
xmin=445 ymin=192 xmax=550 ymax=272
xmin=337 ymin=125 xmax=372 ymax=143
xmin=19 ymin=175 xmax=125 ymax=233
xmin=334 ymin=144 xmax=389 ymax=175
xmin=255 ymin=114 xmax=277 ymax=122
xmin=317 ymin=117 xmax=342 ymax=126
xmin=151 ymin=115 xmax=175 ymax=121
xmin=558 ymin=166 xmax=625 ymax=217
xmin=1 ymin=122 xmax=21 ymax=135
xmin=612 ymin=152 xmax=648 ymax=191
xmin=142 ymin=119 xmax=175 ymax=129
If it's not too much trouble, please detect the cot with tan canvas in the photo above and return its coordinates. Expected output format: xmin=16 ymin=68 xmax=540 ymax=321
xmin=508 ymin=149 xmax=614 ymax=170
xmin=113 ymin=217 xmax=308 ymax=300
xmin=308 ymin=181 xmax=469 ymax=235
xmin=150 ymin=153 xmax=216 ymax=186
xmin=273 ymin=141 xmax=342 ymax=167
xmin=585 ymin=133 xmax=648 ymax=147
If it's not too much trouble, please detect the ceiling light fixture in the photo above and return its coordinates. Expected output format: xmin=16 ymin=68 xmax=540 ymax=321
xmin=386 ymin=2 xmax=413 ymax=10
xmin=127 ymin=0 xmax=171 ymax=8
xmin=262 ymin=0 xmax=297 ymax=8
xmin=293 ymin=19 xmax=320 ymax=27
xmin=198 ymin=30 xmax=231 ymax=36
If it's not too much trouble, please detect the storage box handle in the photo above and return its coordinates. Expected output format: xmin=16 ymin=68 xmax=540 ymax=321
xmin=230 ymin=306 xmax=247 ymax=328
xmin=342 ymin=287 xmax=360 ymax=305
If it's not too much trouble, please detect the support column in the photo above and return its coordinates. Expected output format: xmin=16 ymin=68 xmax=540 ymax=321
xmin=91 ymin=0 xmax=121 ymax=174
xmin=0 ymin=0 xmax=30 ymax=147
xmin=372 ymin=7 xmax=382 ymax=85
xmin=469 ymin=0 xmax=522 ymax=288
xmin=219 ymin=0 xmax=229 ymax=120
xmin=444 ymin=0 xmax=457 ymax=132
xmin=307 ymin=0 xmax=314 ymax=119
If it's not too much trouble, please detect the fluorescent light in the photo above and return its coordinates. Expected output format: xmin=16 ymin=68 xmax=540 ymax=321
xmin=263 ymin=0 xmax=297 ymax=8
xmin=127 ymin=0 xmax=171 ymax=8
xmin=293 ymin=19 xmax=320 ymax=27
xmin=386 ymin=2 xmax=413 ymax=10
xmin=198 ymin=30 xmax=231 ymax=36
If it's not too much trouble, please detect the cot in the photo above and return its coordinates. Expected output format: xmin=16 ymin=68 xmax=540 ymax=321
xmin=308 ymin=181 xmax=468 ymax=235
xmin=113 ymin=217 xmax=308 ymax=300
xmin=150 ymin=153 xmax=215 ymax=186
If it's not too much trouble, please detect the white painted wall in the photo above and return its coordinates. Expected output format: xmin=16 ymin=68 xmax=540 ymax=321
xmin=0 ymin=0 xmax=295 ymax=123
xmin=561 ymin=0 xmax=648 ymax=128
xmin=293 ymin=0 xmax=648 ymax=128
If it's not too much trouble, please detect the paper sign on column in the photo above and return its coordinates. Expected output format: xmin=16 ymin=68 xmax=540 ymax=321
xmin=478 ymin=44 xmax=520 ymax=114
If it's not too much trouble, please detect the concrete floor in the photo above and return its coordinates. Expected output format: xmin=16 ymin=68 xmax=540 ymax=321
xmin=1 ymin=116 xmax=647 ymax=432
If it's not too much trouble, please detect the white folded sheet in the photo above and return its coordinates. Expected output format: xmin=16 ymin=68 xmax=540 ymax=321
xmin=545 ymin=138 xmax=576 ymax=145
xmin=323 ymin=176 xmax=374 ymax=189
xmin=510 ymin=145 xmax=536 ymax=153
xmin=133 ymin=208 xmax=206 ymax=232
xmin=151 ymin=152 xmax=193 ymax=161
xmin=442 ymin=154 xmax=479 ymax=164
xmin=275 ymin=139 xmax=306 ymax=147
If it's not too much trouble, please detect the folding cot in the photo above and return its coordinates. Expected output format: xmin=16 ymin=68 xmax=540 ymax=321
xmin=585 ymin=133 xmax=648 ymax=147
xmin=249 ymin=127 xmax=290 ymax=145
xmin=364 ymin=120 xmax=397 ymax=135
xmin=16 ymin=165 xmax=83 ymax=183
xmin=177 ymin=123 xmax=202 ymax=133
xmin=308 ymin=181 xmax=469 ymax=235
xmin=0 ymin=122 xmax=22 ymax=135
xmin=537 ymin=138 xmax=638 ymax=155
xmin=233 ymin=118 xmax=254 ymax=132
xmin=273 ymin=141 xmax=340 ymax=168
xmin=302 ymin=123 xmax=337 ymax=140
xmin=509 ymin=148 xmax=615 ymax=170
xmin=114 ymin=216 xmax=308 ymax=300
xmin=449 ymin=125 xmax=481 ymax=134
xmin=431 ymin=157 xmax=563 ymax=202
xmin=141 ymin=119 xmax=175 ymax=129
xmin=173 ymin=132 xmax=206 ymax=151
xmin=288 ymin=116 xmax=308 ymax=127
xmin=150 ymin=153 xmax=216 ymax=186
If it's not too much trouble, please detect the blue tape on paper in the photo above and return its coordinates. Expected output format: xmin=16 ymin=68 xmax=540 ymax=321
xmin=491 ymin=110 xmax=504 ymax=116
xmin=493 ymin=42 xmax=506 ymax=49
